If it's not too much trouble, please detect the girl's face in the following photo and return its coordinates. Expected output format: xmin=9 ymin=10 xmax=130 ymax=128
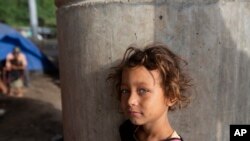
xmin=120 ymin=66 xmax=173 ymax=125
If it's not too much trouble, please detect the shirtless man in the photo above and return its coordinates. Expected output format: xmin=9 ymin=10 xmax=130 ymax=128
xmin=5 ymin=47 xmax=27 ymax=97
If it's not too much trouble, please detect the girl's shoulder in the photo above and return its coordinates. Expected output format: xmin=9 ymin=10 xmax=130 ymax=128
xmin=166 ymin=138 xmax=184 ymax=141
xmin=165 ymin=130 xmax=184 ymax=141
xmin=119 ymin=120 xmax=184 ymax=141
xmin=166 ymin=131 xmax=184 ymax=141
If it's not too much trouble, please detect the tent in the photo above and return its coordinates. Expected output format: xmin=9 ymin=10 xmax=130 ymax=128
xmin=0 ymin=23 xmax=55 ymax=71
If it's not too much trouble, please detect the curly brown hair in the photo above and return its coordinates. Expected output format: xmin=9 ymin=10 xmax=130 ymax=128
xmin=107 ymin=43 xmax=192 ymax=111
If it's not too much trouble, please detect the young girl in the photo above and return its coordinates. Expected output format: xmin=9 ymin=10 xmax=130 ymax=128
xmin=108 ymin=43 xmax=192 ymax=141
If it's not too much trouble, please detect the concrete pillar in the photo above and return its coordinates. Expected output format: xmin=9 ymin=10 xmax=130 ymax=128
xmin=56 ymin=1 xmax=157 ymax=141
xmin=56 ymin=0 xmax=250 ymax=141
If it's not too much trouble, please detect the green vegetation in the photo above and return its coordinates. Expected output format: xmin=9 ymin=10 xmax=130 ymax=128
xmin=0 ymin=0 xmax=56 ymax=27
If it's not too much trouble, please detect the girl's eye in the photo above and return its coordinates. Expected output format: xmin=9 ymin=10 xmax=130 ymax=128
xmin=137 ymin=88 xmax=148 ymax=95
xmin=120 ymin=89 xmax=129 ymax=95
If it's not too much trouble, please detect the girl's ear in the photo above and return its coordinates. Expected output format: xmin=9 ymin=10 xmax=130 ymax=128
xmin=165 ymin=97 xmax=177 ymax=107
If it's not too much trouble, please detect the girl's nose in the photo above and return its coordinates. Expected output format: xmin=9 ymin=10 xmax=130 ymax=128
xmin=127 ymin=91 xmax=139 ymax=107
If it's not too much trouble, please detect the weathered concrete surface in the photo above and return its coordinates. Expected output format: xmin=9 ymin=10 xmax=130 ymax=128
xmin=56 ymin=0 xmax=250 ymax=141
xmin=154 ymin=2 xmax=250 ymax=141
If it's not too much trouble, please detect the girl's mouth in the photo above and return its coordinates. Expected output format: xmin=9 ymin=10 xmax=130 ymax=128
xmin=128 ymin=111 xmax=142 ymax=117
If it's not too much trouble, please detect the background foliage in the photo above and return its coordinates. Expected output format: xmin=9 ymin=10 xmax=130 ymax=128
xmin=0 ymin=0 xmax=56 ymax=27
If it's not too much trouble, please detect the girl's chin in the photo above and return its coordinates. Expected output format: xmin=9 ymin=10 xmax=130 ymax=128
xmin=129 ymin=119 xmax=144 ymax=125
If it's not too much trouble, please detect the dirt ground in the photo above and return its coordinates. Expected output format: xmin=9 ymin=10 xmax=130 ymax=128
xmin=0 ymin=73 xmax=63 ymax=141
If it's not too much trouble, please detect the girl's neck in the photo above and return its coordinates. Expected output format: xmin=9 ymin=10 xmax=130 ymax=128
xmin=136 ymin=115 xmax=174 ymax=141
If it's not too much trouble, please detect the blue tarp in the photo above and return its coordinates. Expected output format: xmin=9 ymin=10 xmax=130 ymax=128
xmin=0 ymin=23 xmax=54 ymax=71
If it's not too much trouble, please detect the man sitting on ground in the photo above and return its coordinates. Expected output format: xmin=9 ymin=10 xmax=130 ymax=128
xmin=5 ymin=47 xmax=27 ymax=97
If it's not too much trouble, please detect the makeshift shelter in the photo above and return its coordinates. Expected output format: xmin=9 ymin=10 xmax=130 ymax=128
xmin=0 ymin=23 xmax=55 ymax=71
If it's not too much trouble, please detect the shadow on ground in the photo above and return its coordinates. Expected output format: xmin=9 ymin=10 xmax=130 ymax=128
xmin=0 ymin=96 xmax=62 ymax=141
